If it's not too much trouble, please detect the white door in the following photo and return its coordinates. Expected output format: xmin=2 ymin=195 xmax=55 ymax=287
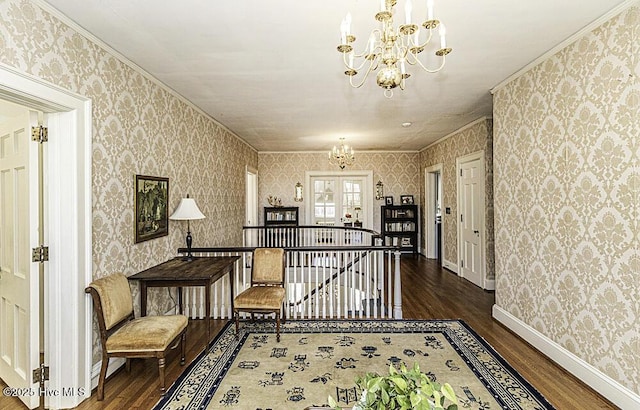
xmin=459 ymin=157 xmax=484 ymax=288
xmin=310 ymin=176 xmax=367 ymax=227
xmin=0 ymin=108 xmax=41 ymax=409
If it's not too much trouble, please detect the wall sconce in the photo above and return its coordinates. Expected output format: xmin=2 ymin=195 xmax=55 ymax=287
xmin=294 ymin=182 xmax=303 ymax=202
xmin=375 ymin=180 xmax=384 ymax=200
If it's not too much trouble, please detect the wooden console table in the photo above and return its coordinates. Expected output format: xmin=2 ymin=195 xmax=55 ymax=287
xmin=128 ymin=256 xmax=240 ymax=351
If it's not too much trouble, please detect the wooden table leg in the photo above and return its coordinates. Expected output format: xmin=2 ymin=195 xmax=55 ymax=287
xmin=177 ymin=287 xmax=183 ymax=314
xmin=229 ymin=267 xmax=234 ymax=314
xmin=205 ymin=283 xmax=211 ymax=351
xmin=140 ymin=282 xmax=148 ymax=316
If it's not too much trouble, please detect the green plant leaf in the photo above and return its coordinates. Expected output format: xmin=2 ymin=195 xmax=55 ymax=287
xmin=410 ymin=391 xmax=422 ymax=407
xmin=394 ymin=376 xmax=410 ymax=392
xmin=327 ymin=395 xmax=341 ymax=409
xmin=441 ymin=383 xmax=457 ymax=404
xmin=381 ymin=387 xmax=390 ymax=404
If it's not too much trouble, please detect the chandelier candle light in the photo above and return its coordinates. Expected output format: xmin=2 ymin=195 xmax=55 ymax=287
xmin=329 ymin=138 xmax=355 ymax=169
xmin=338 ymin=0 xmax=452 ymax=98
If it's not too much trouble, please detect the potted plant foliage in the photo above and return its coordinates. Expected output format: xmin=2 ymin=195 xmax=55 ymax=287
xmin=328 ymin=363 xmax=458 ymax=410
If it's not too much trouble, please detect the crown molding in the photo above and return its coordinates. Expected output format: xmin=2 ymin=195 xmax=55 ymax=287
xmin=419 ymin=116 xmax=492 ymax=152
xmin=32 ymin=0 xmax=257 ymax=153
xmin=258 ymin=150 xmax=420 ymax=155
xmin=491 ymin=0 xmax=638 ymax=94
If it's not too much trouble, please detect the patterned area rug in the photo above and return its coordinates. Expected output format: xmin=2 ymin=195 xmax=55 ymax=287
xmin=154 ymin=320 xmax=554 ymax=410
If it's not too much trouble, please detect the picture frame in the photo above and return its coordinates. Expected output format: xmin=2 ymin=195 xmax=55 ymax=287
xmin=384 ymin=196 xmax=393 ymax=205
xmin=134 ymin=174 xmax=169 ymax=243
xmin=400 ymin=195 xmax=414 ymax=205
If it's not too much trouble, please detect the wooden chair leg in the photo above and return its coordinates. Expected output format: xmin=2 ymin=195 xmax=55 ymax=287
xmin=276 ymin=313 xmax=281 ymax=342
xmin=158 ymin=357 xmax=166 ymax=393
xmin=125 ymin=358 xmax=131 ymax=372
xmin=234 ymin=311 xmax=240 ymax=340
xmin=180 ymin=332 xmax=186 ymax=365
xmin=97 ymin=354 xmax=108 ymax=401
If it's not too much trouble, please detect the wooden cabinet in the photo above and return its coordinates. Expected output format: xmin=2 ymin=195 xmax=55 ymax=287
xmin=264 ymin=207 xmax=299 ymax=226
xmin=381 ymin=205 xmax=418 ymax=254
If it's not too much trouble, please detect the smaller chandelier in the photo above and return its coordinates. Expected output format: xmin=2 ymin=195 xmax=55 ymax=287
xmin=329 ymin=138 xmax=355 ymax=169
xmin=337 ymin=0 xmax=452 ymax=98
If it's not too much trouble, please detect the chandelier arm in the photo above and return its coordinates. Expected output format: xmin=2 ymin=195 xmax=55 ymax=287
xmin=412 ymin=54 xmax=447 ymax=73
xmin=343 ymin=28 xmax=383 ymax=60
xmin=342 ymin=51 xmax=379 ymax=72
xmin=349 ymin=58 xmax=378 ymax=88
xmin=413 ymin=28 xmax=434 ymax=49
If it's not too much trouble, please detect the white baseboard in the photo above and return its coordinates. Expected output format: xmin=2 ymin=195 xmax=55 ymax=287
xmin=492 ymin=305 xmax=640 ymax=410
xmin=483 ymin=278 xmax=495 ymax=291
xmin=442 ymin=259 xmax=458 ymax=274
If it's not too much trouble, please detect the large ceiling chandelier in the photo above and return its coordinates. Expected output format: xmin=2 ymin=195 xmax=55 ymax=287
xmin=328 ymin=138 xmax=355 ymax=169
xmin=337 ymin=0 xmax=452 ymax=98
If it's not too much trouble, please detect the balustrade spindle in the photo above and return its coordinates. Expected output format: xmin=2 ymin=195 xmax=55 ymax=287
xmin=178 ymin=227 xmax=402 ymax=322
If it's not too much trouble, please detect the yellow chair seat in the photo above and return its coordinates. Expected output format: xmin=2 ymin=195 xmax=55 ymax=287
xmin=106 ymin=315 xmax=188 ymax=353
xmin=234 ymin=286 xmax=286 ymax=310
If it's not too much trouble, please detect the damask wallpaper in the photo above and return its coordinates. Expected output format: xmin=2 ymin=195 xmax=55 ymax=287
xmin=258 ymin=152 xmax=421 ymax=232
xmin=419 ymin=119 xmax=494 ymax=280
xmin=0 ymin=0 xmax=258 ymax=363
xmin=493 ymin=6 xmax=639 ymax=395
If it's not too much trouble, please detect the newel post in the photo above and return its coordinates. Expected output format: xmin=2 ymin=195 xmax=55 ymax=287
xmin=393 ymin=250 xmax=403 ymax=319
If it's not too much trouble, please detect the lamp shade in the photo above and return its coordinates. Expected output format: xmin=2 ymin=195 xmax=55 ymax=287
xmin=169 ymin=197 xmax=205 ymax=220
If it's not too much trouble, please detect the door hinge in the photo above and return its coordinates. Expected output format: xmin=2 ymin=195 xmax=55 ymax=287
xmin=460 ymin=214 xmax=463 ymax=222
xmin=31 ymin=125 xmax=48 ymax=143
xmin=33 ymin=364 xmax=49 ymax=383
xmin=461 ymin=259 xmax=464 ymax=268
xmin=32 ymin=245 xmax=49 ymax=263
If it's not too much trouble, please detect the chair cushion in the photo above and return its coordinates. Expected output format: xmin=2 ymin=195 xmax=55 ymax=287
xmin=234 ymin=286 xmax=286 ymax=310
xmin=88 ymin=273 xmax=134 ymax=330
xmin=106 ymin=315 xmax=188 ymax=353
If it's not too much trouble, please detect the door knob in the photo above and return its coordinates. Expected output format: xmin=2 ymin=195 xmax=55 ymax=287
xmin=473 ymin=230 xmax=479 ymax=234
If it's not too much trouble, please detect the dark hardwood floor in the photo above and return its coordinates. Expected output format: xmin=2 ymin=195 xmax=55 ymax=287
xmin=0 ymin=257 xmax=618 ymax=409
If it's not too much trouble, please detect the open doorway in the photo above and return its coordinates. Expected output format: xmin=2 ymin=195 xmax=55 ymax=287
xmin=245 ymin=165 xmax=258 ymax=226
xmin=424 ymin=164 xmax=443 ymax=263
xmin=0 ymin=65 xmax=92 ymax=409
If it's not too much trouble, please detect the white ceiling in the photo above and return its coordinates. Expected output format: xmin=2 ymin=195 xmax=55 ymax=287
xmin=41 ymin=0 xmax=630 ymax=152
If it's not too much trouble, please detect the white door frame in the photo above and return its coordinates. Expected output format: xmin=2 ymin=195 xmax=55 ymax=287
xmin=0 ymin=65 xmax=92 ymax=408
xmin=456 ymin=150 xmax=486 ymax=288
xmin=424 ymin=163 xmax=443 ymax=259
xmin=305 ymin=170 xmax=374 ymax=228
xmin=245 ymin=165 xmax=258 ymax=226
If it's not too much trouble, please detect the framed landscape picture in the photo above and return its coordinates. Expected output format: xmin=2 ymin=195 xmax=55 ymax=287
xmin=134 ymin=175 xmax=169 ymax=243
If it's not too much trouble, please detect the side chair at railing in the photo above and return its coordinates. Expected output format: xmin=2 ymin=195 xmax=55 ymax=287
xmin=176 ymin=243 xmax=402 ymax=322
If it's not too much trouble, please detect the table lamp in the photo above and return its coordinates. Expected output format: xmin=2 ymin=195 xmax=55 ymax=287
xmin=170 ymin=194 xmax=205 ymax=261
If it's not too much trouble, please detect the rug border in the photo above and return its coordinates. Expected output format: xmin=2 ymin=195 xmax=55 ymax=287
xmin=456 ymin=320 xmax=555 ymax=409
xmin=154 ymin=319 xmax=555 ymax=409
xmin=153 ymin=320 xmax=235 ymax=408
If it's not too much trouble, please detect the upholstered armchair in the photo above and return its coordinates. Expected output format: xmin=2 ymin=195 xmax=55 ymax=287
xmin=85 ymin=273 xmax=188 ymax=400
xmin=234 ymin=248 xmax=286 ymax=342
